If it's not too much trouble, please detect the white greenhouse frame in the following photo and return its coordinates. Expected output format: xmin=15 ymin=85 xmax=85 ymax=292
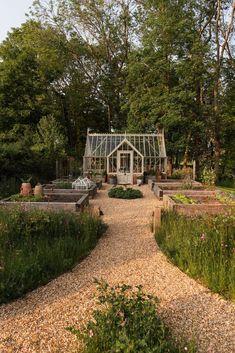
xmin=83 ymin=131 xmax=167 ymax=183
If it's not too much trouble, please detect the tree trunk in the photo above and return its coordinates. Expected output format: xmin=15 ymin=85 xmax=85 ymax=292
xmin=183 ymin=133 xmax=191 ymax=169
xmin=214 ymin=137 xmax=221 ymax=181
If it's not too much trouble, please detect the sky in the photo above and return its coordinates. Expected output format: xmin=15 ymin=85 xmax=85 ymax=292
xmin=0 ymin=0 xmax=33 ymax=42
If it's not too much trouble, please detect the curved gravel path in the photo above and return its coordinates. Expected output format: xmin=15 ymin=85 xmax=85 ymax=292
xmin=0 ymin=184 xmax=234 ymax=353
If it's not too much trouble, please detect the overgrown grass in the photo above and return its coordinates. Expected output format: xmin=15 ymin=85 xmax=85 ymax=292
xmin=108 ymin=187 xmax=143 ymax=199
xmin=0 ymin=208 xmax=106 ymax=303
xmin=156 ymin=211 xmax=235 ymax=300
xmin=67 ymin=280 xmax=196 ymax=353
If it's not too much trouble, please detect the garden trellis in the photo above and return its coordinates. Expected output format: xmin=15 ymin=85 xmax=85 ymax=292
xmin=83 ymin=131 xmax=167 ymax=184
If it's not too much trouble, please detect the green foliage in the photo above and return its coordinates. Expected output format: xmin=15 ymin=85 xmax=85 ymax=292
xmin=169 ymin=169 xmax=193 ymax=180
xmin=180 ymin=182 xmax=194 ymax=190
xmin=53 ymin=182 xmax=72 ymax=189
xmin=201 ymin=167 xmax=216 ymax=187
xmin=156 ymin=211 xmax=235 ymax=299
xmin=170 ymin=170 xmax=185 ymax=180
xmin=0 ymin=1 xmax=234 ymax=183
xmin=0 ymin=177 xmax=20 ymax=199
xmin=32 ymin=115 xmax=67 ymax=158
xmin=108 ymin=187 xmax=143 ymax=199
xmin=171 ymin=194 xmax=196 ymax=204
xmin=216 ymin=192 xmax=235 ymax=206
xmin=0 ymin=208 xmax=105 ymax=303
xmin=67 ymin=280 xmax=196 ymax=353
xmin=9 ymin=194 xmax=44 ymax=202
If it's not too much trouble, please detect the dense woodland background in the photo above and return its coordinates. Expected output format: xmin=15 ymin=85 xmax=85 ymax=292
xmin=0 ymin=0 xmax=234 ymax=192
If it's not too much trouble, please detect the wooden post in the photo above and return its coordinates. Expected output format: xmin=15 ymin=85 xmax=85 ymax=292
xmin=56 ymin=160 xmax=59 ymax=180
xmin=153 ymin=207 xmax=161 ymax=232
xmin=193 ymin=160 xmax=196 ymax=181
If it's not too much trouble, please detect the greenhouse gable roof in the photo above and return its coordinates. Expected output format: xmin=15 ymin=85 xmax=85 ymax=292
xmin=84 ymin=132 xmax=166 ymax=158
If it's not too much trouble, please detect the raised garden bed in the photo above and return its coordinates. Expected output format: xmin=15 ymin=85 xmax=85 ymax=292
xmin=153 ymin=180 xmax=204 ymax=199
xmin=43 ymin=183 xmax=97 ymax=198
xmin=163 ymin=194 xmax=234 ymax=215
xmin=0 ymin=193 xmax=89 ymax=212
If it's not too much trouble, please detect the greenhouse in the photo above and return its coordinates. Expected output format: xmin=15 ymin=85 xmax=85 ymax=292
xmin=83 ymin=131 xmax=167 ymax=184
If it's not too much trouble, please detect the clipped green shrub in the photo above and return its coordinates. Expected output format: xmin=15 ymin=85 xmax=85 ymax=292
xmin=156 ymin=211 xmax=235 ymax=300
xmin=108 ymin=187 xmax=143 ymax=199
xmin=67 ymin=280 xmax=196 ymax=353
xmin=0 ymin=208 xmax=106 ymax=303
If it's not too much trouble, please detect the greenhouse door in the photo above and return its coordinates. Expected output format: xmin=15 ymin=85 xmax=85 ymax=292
xmin=117 ymin=151 xmax=133 ymax=184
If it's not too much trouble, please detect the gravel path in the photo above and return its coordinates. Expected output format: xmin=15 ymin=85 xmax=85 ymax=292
xmin=0 ymin=185 xmax=234 ymax=353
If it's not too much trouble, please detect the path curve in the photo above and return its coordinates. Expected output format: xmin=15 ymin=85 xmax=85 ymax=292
xmin=0 ymin=185 xmax=234 ymax=353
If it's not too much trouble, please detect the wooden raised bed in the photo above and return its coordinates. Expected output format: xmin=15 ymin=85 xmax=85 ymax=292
xmin=0 ymin=193 xmax=89 ymax=212
xmin=153 ymin=180 xmax=203 ymax=199
xmin=43 ymin=184 xmax=97 ymax=198
xmin=162 ymin=194 xmax=234 ymax=216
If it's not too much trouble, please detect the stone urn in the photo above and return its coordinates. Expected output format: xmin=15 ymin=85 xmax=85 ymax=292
xmin=34 ymin=184 xmax=44 ymax=196
xmin=20 ymin=183 xmax=32 ymax=196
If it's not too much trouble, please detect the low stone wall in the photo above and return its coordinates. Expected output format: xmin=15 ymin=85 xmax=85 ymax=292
xmin=0 ymin=193 xmax=89 ymax=212
xmin=163 ymin=195 xmax=233 ymax=216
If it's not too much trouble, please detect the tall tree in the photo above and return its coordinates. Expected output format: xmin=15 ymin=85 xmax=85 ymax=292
xmin=125 ymin=0 xmax=235 ymax=176
xmin=32 ymin=0 xmax=136 ymax=130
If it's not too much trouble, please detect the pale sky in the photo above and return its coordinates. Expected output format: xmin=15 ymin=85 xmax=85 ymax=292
xmin=0 ymin=0 xmax=33 ymax=42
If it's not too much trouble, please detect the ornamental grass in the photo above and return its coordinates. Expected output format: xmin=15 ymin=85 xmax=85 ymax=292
xmin=0 ymin=207 xmax=106 ymax=303
xmin=156 ymin=211 xmax=235 ymax=300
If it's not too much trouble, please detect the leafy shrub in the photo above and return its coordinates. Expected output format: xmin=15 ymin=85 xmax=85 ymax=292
xmin=108 ymin=187 xmax=143 ymax=199
xmin=201 ymin=167 xmax=216 ymax=186
xmin=67 ymin=280 xmax=196 ymax=353
xmin=156 ymin=211 xmax=235 ymax=299
xmin=216 ymin=191 xmax=235 ymax=206
xmin=170 ymin=168 xmax=192 ymax=180
xmin=0 ymin=208 xmax=106 ymax=303
xmin=217 ymin=174 xmax=234 ymax=188
xmin=0 ymin=176 xmax=20 ymax=199
xmin=181 ymin=181 xmax=193 ymax=189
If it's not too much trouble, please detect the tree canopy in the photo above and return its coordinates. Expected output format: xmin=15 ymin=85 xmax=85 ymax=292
xmin=0 ymin=0 xmax=234 ymax=183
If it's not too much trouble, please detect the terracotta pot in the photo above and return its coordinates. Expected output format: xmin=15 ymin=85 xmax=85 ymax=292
xmin=20 ymin=183 xmax=32 ymax=196
xmin=34 ymin=184 xmax=44 ymax=196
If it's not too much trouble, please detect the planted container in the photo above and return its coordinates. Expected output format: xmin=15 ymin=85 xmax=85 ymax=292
xmin=20 ymin=182 xmax=32 ymax=196
xmin=34 ymin=184 xmax=44 ymax=196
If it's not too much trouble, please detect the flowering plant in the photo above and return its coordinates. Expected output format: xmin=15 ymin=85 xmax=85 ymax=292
xmin=201 ymin=167 xmax=216 ymax=186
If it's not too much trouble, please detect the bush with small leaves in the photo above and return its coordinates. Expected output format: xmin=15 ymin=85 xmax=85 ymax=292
xmin=67 ymin=280 xmax=196 ymax=353
xmin=108 ymin=187 xmax=143 ymax=199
